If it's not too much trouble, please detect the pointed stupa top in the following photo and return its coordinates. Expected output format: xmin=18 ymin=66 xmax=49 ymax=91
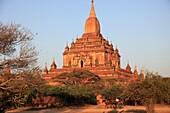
xmin=44 ymin=63 xmax=48 ymax=74
xmin=115 ymin=45 xmax=119 ymax=54
xmin=110 ymin=41 xmax=113 ymax=46
xmin=126 ymin=61 xmax=131 ymax=72
xmin=76 ymin=34 xmax=78 ymax=40
xmin=90 ymin=0 xmax=96 ymax=17
xmin=134 ymin=66 xmax=138 ymax=76
xmin=84 ymin=0 xmax=100 ymax=34
xmin=65 ymin=42 xmax=69 ymax=51
xmin=51 ymin=58 xmax=57 ymax=69
xmin=115 ymin=45 xmax=118 ymax=51
xmin=71 ymin=39 xmax=74 ymax=44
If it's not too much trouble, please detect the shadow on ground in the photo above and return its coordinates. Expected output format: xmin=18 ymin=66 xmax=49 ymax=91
xmin=125 ymin=109 xmax=146 ymax=113
xmin=108 ymin=109 xmax=146 ymax=113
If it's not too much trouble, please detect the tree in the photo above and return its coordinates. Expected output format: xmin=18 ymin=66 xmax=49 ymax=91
xmin=0 ymin=22 xmax=38 ymax=72
xmin=41 ymin=84 xmax=97 ymax=106
xmin=53 ymin=70 xmax=101 ymax=86
xmin=124 ymin=71 xmax=170 ymax=113
xmin=100 ymin=84 xmax=122 ymax=100
xmin=0 ymin=71 xmax=45 ymax=111
xmin=0 ymin=23 xmax=42 ymax=112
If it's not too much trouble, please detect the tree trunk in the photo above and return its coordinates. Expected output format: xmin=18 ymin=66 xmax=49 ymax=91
xmin=145 ymin=98 xmax=155 ymax=113
xmin=135 ymin=101 xmax=137 ymax=106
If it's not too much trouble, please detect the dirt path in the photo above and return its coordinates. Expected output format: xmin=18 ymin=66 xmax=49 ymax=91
xmin=6 ymin=104 xmax=170 ymax=113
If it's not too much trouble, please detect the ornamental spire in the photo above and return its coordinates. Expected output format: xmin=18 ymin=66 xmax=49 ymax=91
xmin=51 ymin=58 xmax=57 ymax=69
xmin=126 ymin=61 xmax=131 ymax=72
xmin=44 ymin=63 xmax=48 ymax=74
xmin=90 ymin=0 xmax=96 ymax=17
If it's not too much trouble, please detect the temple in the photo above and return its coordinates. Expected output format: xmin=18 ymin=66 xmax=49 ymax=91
xmin=44 ymin=0 xmax=139 ymax=85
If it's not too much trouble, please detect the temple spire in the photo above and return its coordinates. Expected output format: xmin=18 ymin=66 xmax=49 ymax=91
xmin=51 ymin=58 xmax=57 ymax=69
xmin=84 ymin=0 xmax=100 ymax=34
xmin=44 ymin=63 xmax=48 ymax=74
xmin=90 ymin=0 xmax=96 ymax=17
xmin=126 ymin=61 xmax=131 ymax=72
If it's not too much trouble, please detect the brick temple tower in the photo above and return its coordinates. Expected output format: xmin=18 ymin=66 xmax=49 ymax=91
xmin=63 ymin=0 xmax=120 ymax=70
xmin=44 ymin=0 xmax=138 ymax=85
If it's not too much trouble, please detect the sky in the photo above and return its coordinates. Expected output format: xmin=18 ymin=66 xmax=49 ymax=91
xmin=0 ymin=0 xmax=170 ymax=76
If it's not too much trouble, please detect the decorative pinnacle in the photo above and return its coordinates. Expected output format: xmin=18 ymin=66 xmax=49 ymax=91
xmin=90 ymin=0 xmax=96 ymax=17
xmin=52 ymin=57 xmax=55 ymax=64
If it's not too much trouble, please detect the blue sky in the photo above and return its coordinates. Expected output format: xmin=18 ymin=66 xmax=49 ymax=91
xmin=0 ymin=0 xmax=170 ymax=76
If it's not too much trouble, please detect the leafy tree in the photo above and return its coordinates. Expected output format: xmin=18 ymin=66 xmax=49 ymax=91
xmin=51 ymin=70 xmax=121 ymax=106
xmin=41 ymin=85 xmax=97 ymax=106
xmin=124 ymin=71 xmax=170 ymax=113
xmin=53 ymin=70 xmax=101 ymax=86
xmin=100 ymin=84 xmax=123 ymax=104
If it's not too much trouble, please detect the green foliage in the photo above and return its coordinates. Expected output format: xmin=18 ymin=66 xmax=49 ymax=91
xmin=42 ymin=85 xmax=61 ymax=97
xmin=41 ymin=85 xmax=97 ymax=106
xmin=125 ymin=72 xmax=170 ymax=105
xmin=53 ymin=70 xmax=101 ymax=86
xmin=48 ymin=70 xmax=102 ymax=106
xmin=47 ymin=70 xmax=122 ymax=106
xmin=124 ymin=71 xmax=170 ymax=113
xmin=100 ymin=84 xmax=123 ymax=100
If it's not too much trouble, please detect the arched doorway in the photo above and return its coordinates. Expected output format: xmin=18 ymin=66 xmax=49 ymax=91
xmin=81 ymin=60 xmax=84 ymax=68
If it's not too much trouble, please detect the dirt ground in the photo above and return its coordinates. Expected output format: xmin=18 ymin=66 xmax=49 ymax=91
xmin=6 ymin=104 xmax=170 ymax=113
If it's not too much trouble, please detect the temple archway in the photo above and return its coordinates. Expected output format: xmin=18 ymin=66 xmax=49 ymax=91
xmin=81 ymin=60 xmax=84 ymax=68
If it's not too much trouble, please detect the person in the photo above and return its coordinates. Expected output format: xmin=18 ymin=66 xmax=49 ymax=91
xmin=115 ymin=98 xmax=119 ymax=109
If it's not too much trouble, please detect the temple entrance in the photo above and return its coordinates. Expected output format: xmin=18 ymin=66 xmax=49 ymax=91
xmin=81 ymin=60 xmax=84 ymax=68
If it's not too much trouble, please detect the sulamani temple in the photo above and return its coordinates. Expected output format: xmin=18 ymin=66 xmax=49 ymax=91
xmin=44 ymin=0 xmax=140 ymax=85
